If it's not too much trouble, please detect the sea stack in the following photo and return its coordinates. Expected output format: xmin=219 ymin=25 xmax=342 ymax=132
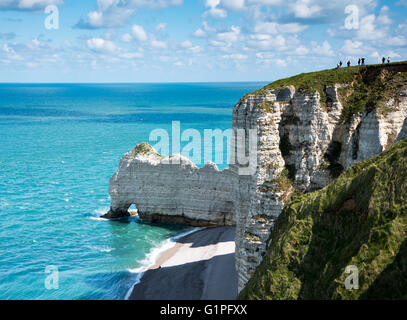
xmin=103 ymin=143 xmax=235 ymax=227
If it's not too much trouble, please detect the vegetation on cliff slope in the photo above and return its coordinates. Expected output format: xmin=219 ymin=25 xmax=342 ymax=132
xmin=239 ymin=138 xmax=407 ymax=300
xmin=247 ymin=61 xmax=407 ymax=122
xmin=130 ymin=143 xmax=161 ymax=157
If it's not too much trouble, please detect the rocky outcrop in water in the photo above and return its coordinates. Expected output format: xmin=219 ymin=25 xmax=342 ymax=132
xmin=103 ymin=143 xmax=235 ymax=227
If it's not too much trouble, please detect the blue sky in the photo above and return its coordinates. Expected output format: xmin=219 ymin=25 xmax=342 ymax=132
xmin=0 ymin=0 xmax=406 ymax=83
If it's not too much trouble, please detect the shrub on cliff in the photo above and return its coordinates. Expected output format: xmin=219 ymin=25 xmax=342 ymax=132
xmin=130 ymin=143 xmax=161 ymax=157
xmin=239 ymin=138 xmax=407 ymax=300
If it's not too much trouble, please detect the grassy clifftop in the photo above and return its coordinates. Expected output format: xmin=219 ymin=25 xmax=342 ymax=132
xmin=247 ymin=61 xmax=407 ymax=122
xmin=239 ymin=138 xmax=407 ymax=300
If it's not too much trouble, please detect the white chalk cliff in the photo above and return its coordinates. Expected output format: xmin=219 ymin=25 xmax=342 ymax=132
xmin=106 ymin=64 xmax=407 ymax=293
xmin=104 ymin=143 xmax=235 ymax=226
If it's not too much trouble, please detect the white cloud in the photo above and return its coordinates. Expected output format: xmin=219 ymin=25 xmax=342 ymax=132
xmin=371 ymin=50 xmax=401 ymax=63
xmin=248 ymin=0 xmax=283 ymax=5
xmin=357 ymin=15 xmax=386 ymax=41
xmin=210 ymin=40 xmax=226 ymax=47
xmin=180 ymin=40 xmax=192 ymax=48
xmin=121 ymin=33 xmax=132 ymax=43
xmin=174 ymin=61 xmax=185 ymax=67
xmin=216 ymin=26 xmax=241 ymax=43
xmin=255 ymin=52 xmax=288 ymax=67
xmin=275 ymin=58 xmax=287 ymax=67
xmin=203 ymin=21 xmax=216 ymax=32
xmin=203 ymin=0 xmax=227 ymax=18
xmin=76 ymin=0 xmax=183 ymax=29
xmin=151 ymin=39 xmax=167 ymax=49
xmin=223 ymin=53 xmax=248 ymax=60
xmin=132 ymin=25 xmax=148 ymax=41
xmin=254 ymin=21 xmax=308 ymax=34
xmin=311 ymin=40 xmax=334 ymax=56
xmin=118 ymin=52 xmax=143 ymax=59
xmin=295 ymin=45 xmax=309 ymax=55
xmin=188 ymin=45 xmax=203 ymax=54
xmin=2 ymin=43 xmax=23 ymax=60
xmin=292 ymin=0 xmax=321 ymax=18
xmin=193 ymin=29 xmax=206 ymax=38
xmin=377 ymin=6 xmax=393 ymax=25
xmin=341 ymin=40 xmax=364 ymax=55
xmin=387 ymin=36 xmax=407 ymax=47
xmin=0 ymin=0 xmax=63 ymax=10
xmin=156 ymin=23 xmax=167 ymax=31
xmin=248 ymin=34 xmax=286 ymax=50
xmin=87 ymin=38 xmax=117 ymax=53
xmin=220 ymin=0 xmax=245 ymax=11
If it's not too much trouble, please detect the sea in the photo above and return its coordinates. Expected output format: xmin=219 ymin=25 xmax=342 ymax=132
xmin=0 ymin=82 xmax=266 ymax=300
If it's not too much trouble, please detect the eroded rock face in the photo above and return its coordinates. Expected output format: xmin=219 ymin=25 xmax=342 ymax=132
xmin=104 ymin=143 xmax=235 ymax=227
xmin=233 ymin=82 xmax=407 ymax=291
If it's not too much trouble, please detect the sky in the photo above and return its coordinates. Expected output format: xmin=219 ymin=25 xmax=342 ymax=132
xmin=0 ymin=0 xmax=406 ymax=83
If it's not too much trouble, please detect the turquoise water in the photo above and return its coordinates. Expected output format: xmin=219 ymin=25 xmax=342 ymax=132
xmin=0 ymin=82 xmax=266 ymax=300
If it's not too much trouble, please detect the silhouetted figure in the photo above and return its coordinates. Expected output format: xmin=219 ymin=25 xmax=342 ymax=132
xmin=382 ymin=57 xmax=386 ymax=64
xmin=358 ymin=58 xmax=361 ymax=66
xmin=361 ymin=58 xmax=365 ymax=65
xmin=347 ymin=61 xmax=351 ymax=67
xmin=387 ymin=57 xmax=391 ymax=63
xmin=339 ymin=61 xmax=343 ymax=67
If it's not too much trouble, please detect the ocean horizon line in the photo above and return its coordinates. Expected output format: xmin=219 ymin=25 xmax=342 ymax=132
xmin=0 ymin=80 xmax=270 ymax=85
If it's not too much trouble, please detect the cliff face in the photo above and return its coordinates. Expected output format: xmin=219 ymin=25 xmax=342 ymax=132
xmin=233 ymin=64 xmax=407 ymax=290
xmin=104 ymin=143 xmax=235 ymax=227
xmin=106 ymin=63 xmax=407 ymax=294
xmin=238 ymin=138 xmax=407 ymax=300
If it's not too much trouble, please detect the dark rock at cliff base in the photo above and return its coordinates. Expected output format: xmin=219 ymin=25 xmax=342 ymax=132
xmin=101 ymin=209 xmax=130 ymax=219
xmin=138 ymin=212 xmax=233 ymax=227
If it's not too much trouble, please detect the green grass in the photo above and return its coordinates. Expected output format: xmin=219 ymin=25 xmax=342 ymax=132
xmin=130 ymin=143 xmax=161 ymax=156
xmin=244 ymin=62 xmax=407 ymax=122
xmin=259 ymin=101 xmax=273 ymax=113
xmin=239 ymin=138 xmax=407 ymax=300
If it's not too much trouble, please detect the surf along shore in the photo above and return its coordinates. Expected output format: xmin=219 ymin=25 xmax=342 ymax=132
xmin=129 ymin=226 xmax=238 ymax=300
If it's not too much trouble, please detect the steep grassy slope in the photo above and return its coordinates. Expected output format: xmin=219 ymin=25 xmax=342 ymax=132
xmin=239 ymin=138 xmax=407 ymax=300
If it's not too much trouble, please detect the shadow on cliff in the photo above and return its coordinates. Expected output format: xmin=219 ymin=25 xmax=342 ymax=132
xmin=360 ymin=238 xmax=407 ymax=299
xmin=129 ymin=252 xmax=238 ymax=300
xmin=294 ymin=168 xmax=377 ymax=299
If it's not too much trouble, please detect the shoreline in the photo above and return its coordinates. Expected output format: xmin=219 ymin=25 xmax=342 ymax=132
xmin=124 ymin=226 xmax=203 ymax=300
xmin=128 ymin=226 xmax=237 ymax=300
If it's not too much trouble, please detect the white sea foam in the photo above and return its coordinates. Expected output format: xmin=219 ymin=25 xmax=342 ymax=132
xmin=93 ymin=206 xmax=110 ymax=216
xmin=88 ymin=206 xmax=110 ymax=221
xmin=124 ymin=227 xmax=203 ymax=300
xmin=89 ymin=216 xmax=107 ymax=222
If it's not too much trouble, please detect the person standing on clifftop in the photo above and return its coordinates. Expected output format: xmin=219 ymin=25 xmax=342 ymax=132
xmin=347 ymin=61 xmax=351 ymax=67
xmin=382 ymin=57 xmax=386 ymax=64
xmin=361 ymin=58 xmax=365 ymax=65
xmin=388 ymin=57 xmax=391 ymax=63
xmin=358 ymin=59 xmax=361 ymax=66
